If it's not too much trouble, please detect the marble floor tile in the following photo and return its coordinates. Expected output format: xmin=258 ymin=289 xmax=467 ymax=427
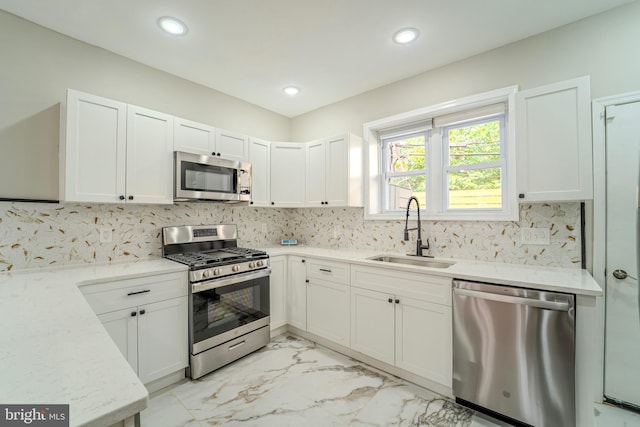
xmin=141 ymin=334 xmax=497 ymax=427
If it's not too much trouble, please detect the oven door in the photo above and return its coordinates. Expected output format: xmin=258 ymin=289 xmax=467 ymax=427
xmin=174 ymin=151 xmax=251 ymax=202
xmin=190 ymin=269 xmax=270 ymax=355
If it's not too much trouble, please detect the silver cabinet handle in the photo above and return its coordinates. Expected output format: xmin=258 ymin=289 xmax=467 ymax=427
xmin=453 ymin=288 xmax=570 ymax=312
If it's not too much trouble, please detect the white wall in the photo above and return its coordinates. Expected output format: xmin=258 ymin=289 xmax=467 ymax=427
xmin=0 ymin=10 xmax=290 ymax=200
xmin=290 ymin=1 xmax=640 ymax=140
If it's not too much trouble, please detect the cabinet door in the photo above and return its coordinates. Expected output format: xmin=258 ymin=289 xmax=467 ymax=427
xmin=174 ymin=118 xmax=215 ymax=156
xmin=249 ymin=138 xmax=271 ymax=207
xmin=350 ymin=287 xmax=395 ymax=365
xmin=270 ymin=143 xmax=306 ymax=207
xmin=98 ymin=308 xmax=138 ymax=374
xmin=126 ymin=105 xmax=174 ymax=204
xmin=325 ymin=135 xmax=349 ymax=206
xmin=216 ymin=129 xmax=248 ymax=162
xmin=137 ymin=297 xmax=188 ymax=384
xmin=306 ymin=278 xmax=349 ymax=346
xmin=395 ymin=296 xmax=452 ymax=387
xmin=269 ymin=256 xmax=287 ymax=330
xmin=62 ymin=89 xmax=127 ymax=203
xmin=287 ymin=256 xmax=307 ymax=330
xmin=305 ymin=140 xmax=326 ymax=206
xmin=515 ymin=76 xmax=593 ymax=201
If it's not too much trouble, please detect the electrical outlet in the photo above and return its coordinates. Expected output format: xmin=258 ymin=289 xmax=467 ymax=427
xmin=333 ymin=227 xmax=340 ymax=239
xmin=99 ymin=227 xmax=113 ymax=243
xmin=261 ymin=223 xmax=268 ymax=233
xmin=520 ymin=228 xmax=550 ymax=245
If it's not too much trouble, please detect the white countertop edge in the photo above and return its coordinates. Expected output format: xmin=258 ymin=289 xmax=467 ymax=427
xmin=0 ymin=257 xmax=187 ymax=427
xmin=263 ymin=246 xmax=603 ymax=296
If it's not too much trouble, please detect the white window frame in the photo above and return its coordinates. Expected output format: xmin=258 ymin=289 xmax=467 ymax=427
xmin=363 ymin=86 xmax=518 ymax=221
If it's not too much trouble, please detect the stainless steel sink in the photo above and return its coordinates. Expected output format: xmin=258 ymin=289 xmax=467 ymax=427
xmin=367 ymin=255 xmax=454 ymax=269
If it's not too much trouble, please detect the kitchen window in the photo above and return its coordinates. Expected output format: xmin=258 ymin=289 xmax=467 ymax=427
xmin=365 ymin=86 xmax=517 ymax=221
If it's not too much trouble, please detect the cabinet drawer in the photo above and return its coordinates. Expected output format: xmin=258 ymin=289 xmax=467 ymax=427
xmin=81 ymin=272 xmax=187 ymax=315
xmin=351 ymin=265 xmax=451 ymax=306
xmin=306 ymin=258 xmax=350 ymax=284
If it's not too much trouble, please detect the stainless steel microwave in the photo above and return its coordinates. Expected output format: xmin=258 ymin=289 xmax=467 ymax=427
xmin=174 ymin=151 xmax=251 ymax=203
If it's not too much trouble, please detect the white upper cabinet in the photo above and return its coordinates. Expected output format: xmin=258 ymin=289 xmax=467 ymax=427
xmin=305 ymin=133 xmax=363 ymax=207
xmin=515 ymin=76 xmax=593 ymax=202
xmin=174 ymin=118 xmax=215 ymax=156
xmin=126 ymin=105 xmax=174 ymax=204
xmin=270 ymin=142 xmax=306 ymax=207
xmin=215 ymin=128 xmax=249 ymax=162
xmin=248 ymin=138 xmax=271 ymax=207
xmin=62 ymin=90 xmax=173 ymax=204
xmin=305 ymin=139 xmax=326 ymax=206
xmin=61 ymin=90 xmax=127 ymax=203
xmin=174 ymin=119 xmax=249 ymax=162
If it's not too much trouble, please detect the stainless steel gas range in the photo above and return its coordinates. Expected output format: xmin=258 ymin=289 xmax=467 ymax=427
xmin=162 ymin=224 xmax=270 ymax=379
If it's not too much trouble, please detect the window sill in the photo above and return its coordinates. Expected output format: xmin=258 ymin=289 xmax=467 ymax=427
xmin=364 ymin=210 xmax=519 ymax=222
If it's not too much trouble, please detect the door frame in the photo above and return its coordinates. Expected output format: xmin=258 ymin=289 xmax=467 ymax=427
xmin=592 ymin=90 xmax=640 ymax=402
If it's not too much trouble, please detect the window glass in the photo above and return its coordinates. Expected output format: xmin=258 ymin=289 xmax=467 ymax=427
xmin=383 ymin=133 xmax=427 ymax=211
xmin=443 ymin=116 xmax=504 ymax=211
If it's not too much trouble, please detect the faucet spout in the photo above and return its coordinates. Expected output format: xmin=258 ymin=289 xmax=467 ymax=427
xmin=403 ymin=196 xmax=430 ymax=257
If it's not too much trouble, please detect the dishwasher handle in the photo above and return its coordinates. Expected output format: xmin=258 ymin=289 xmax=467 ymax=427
xmin=453 ymin=287 xmax=571 ymax=312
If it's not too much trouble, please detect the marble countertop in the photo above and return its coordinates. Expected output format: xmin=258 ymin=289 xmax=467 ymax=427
xmin=263 ymin=246 xmax=603 ymax=296
xmin=0 ymin=258 xmax=187 ymax=427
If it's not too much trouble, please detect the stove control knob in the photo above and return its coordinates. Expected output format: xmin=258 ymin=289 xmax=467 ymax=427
xmin=232 ymin=265 xmax=240 ymax=272
xmin=249 ymin=262 xmax=256 ymax=268
xmin=257 ymin=260 xmax=264 ymax=267
xmin=214 ymin=268 xmax=222 ymax=276
xmin=202 ymin=270 xmax=211 ymax=278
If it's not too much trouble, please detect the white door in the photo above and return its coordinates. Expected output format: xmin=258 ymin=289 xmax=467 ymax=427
xmin=350 ymin=286 xmax=395 ymax=365
xmin=63 ymin=90 xmax=127 ymax=203
xmin=306 ymin=278 xmax=349 ymax=346
xmin=604 ymin=101 xmax=640 ymax=408
xmin=306 ymin=140 xmax=326 ymax=206
xmin=137 ymin=297 xmax=188 ymax=384
xmin=126 ymin=105 xmax=174 ymax=204
xmin=395 ymin=296 xmax=451 ymax=386
xmin=325 ymin=134 xmax=349 ymax=206
xmin=248 ymin=138 xmax=271 ymax=206
xmin=174 ymin=118 xmax=215 ymax=156
xmin=98 ymin=308 xmax=138 ymax=374
xmin=270 ymin=143 xmax=306 ymax=207
xmin=216 ymin=129 xmax=248 ymax=162
xmin=269 ymin=256 xmax=287 ymax=329
xmin=287 ymin=256 xmax=307 ymax=330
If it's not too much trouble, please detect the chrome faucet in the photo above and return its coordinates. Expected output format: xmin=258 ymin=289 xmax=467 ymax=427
xmin=403 ymin=196 xmax=430 ymax=257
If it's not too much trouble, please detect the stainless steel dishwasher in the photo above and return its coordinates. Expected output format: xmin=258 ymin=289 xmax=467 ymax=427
xmin=452 ymin=279 xmax=575 ymax=427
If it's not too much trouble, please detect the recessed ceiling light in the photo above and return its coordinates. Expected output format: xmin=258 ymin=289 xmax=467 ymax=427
xmin=158 ymin=16 xmax=188 ymax=36
xmin=393 ymin=28 xmax=419 ymax=44
xmin=283 ymin=86 xmax=300 ymax=96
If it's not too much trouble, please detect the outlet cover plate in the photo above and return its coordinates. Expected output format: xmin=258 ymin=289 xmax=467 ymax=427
xmin=520 ymin=228 xmax=550 ymax=245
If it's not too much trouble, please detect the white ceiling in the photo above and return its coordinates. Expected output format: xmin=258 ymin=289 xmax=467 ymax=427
xmin=0 ymin=0 xmax=635 ymax=117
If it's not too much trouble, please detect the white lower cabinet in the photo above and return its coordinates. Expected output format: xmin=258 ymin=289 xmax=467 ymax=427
xmin=81 ymin=272 xmax=188 ymax=385
xmin=350 ymin=265 xmax=452 ymax=388
xmin=287 ymin=256 xmax=308 ymax=330
xmin=269 ymin=256 xmax=287 ymax=330
xmin=307 ymin=277 xmax=350 ymax=346
xmin=350 ymin=287 xmax=395 ymax=364
xmin=395 ymin=295 xmax=451 ymax=384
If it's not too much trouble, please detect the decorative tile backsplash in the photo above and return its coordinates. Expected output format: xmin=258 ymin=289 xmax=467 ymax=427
xmin=0 ymin=202 xmax=581 ymax=272
xmin=285 ymin=203 xmax=582 ymax=267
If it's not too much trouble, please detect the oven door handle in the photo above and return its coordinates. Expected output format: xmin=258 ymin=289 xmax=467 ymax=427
xmin=192 ymin=268 xmax=271 ymax=293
